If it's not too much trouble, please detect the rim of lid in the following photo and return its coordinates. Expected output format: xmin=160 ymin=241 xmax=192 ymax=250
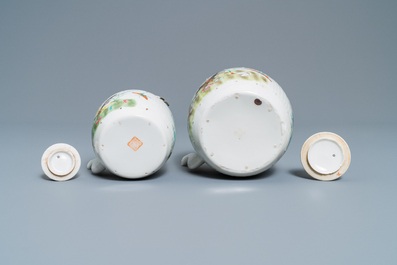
xmin=41 ymin=143 xmax=81 ymax=181
xmin=301 ymin=132 xmax=351 ymax=181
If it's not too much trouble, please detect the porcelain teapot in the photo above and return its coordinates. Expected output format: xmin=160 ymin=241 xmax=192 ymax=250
xmin=88 ymin=90 xmax=175 ymax=178
xmin=182 ymin=67 xmax=293 ymax=177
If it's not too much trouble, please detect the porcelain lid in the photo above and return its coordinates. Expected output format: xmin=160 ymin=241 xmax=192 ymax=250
xmin=41 ymin=143 xmax=81 ymax=181
xmin=301 ymin=132 xmax=351 ymax=181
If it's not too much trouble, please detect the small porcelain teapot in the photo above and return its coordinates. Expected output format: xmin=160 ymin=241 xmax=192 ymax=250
xmin=182 ymin=67 xmax=293 ymax=177
xmin=88 ymin=90 xmax=175 ymax=178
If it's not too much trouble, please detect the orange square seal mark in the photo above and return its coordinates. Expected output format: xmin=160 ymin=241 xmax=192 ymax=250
xmin=127 ymin=137 xmax=143 ymax=151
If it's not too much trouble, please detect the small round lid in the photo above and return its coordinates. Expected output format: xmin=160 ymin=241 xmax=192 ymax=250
xmin=41 ymin=143 xmax=81 ymax=181
xmin=301 ymin=132 xmax=351 ymax=181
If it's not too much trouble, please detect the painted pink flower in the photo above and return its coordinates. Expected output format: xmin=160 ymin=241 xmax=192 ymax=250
xmin=202 ymin=87 xmax=209 ymax=92
xmin=96 ymin=117 xmax=102 ymax=124
xmin=123 ymin=100 xmax=128 ymax=103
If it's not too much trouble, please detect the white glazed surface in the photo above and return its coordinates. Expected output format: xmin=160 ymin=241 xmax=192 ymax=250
xmin=41 ymin=143 xmax=81 ymax=181
xmin=308 ymin=139 xmax=344 ymax=174
xmin=301 ymin=132 xmax=351 ymax=181
xmin=90 ymin=90 xmax=175 ymax=179
xmin=187 ymin=67 xmax=293 ymax=176
xmin=48 ymin=151 xmax=75 ymax=176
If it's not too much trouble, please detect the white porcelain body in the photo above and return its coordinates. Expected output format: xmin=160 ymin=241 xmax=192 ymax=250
xmin=187 ymin=67 xmax=293 ymax=177
xmin=90 ymin=90 xmax=175 ymax=179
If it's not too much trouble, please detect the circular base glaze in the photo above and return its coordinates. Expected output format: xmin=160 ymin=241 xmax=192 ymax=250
xmin=308 ymin=139 xmax=344 ymax=174
xmin=48 ymin=151 xmax=75 ymax=176
xmin=301 ymin=132 xmax=351 ymax=181
xmin=199 ymin=92 xmax=284 ymax=176
xmin=96 ymin=113 xmax=168 ymax=178
xmin=41 ymin=143 xmax=81 ymax=181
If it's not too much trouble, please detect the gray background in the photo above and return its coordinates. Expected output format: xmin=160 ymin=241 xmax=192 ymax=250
xmin=1 ymin=0 xmax=396 ymax=264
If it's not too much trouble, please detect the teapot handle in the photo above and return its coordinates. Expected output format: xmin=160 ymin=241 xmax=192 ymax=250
xmin=87 ymin=158 xmax=106 ymax=174
xmin=181 ymin=153 xmax=205 ymax=169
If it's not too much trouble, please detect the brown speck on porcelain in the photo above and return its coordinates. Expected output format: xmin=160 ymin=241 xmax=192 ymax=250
xmin=146 ymin=108 xmax=148 ymax=110
xmin=245 ymin=166 xmax=248 ymax=169
xmin=184 ymin=68 xmax=293 ymax=177
xmin=268 ymin=108 xmax=272 ymax=112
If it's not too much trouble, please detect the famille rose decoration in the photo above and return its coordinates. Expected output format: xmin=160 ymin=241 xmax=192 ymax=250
xmin=39 ymin=70 xmax=350 ymax=182
xmin=182 ymin=67 xmax=293 ymax=177
xmin=87 ymin=90 xmax=176 ymax=179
